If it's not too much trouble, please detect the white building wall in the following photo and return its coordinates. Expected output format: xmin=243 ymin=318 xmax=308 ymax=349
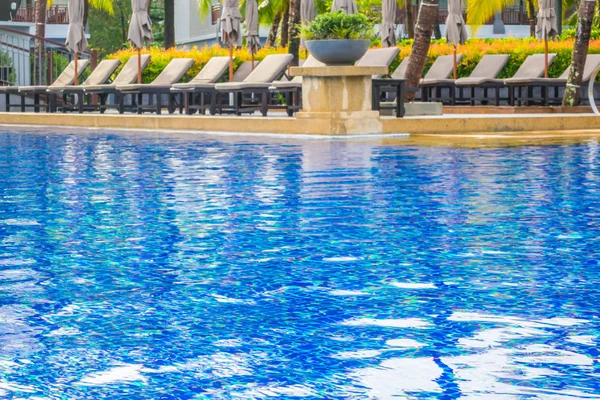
xmin=176 ymin=0 xmax=220 ymax=48
xmin=174 ymin=0 xmax=190 ymax=47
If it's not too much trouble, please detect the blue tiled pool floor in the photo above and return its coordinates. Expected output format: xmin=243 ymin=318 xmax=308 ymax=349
xmin=0 ymin=131 xmax=599 ymax=398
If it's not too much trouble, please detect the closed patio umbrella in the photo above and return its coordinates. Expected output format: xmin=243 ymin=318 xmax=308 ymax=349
xmin=537 ymin=0 xmax=558 ymax=78
xmin=65 ymin=0 xmax=87 ymax=86
xmin=128 ymin=0 xmax=153 ymax=84
xmin=381 ymin=0 xmax=397 ymax=47
xmin=445 ymin=0 xmax=467 ymax=79
xmin=245 ymin=0 xmax=260 ymax=70
xmin=331 ymin=0 xmax=357 ymax=14
xmin=301 ymin=0 xmax=316 ymax=46
xmin=221 ymin=0 xmax=242 ymax=81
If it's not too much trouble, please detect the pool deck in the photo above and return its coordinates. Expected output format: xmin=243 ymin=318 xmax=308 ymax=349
xmin=1 ymin=111 xmax=600 ymax=138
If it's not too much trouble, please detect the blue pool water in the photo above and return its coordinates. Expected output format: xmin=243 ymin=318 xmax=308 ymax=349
xmin=0 ymin=131 xmax=599 ymax=399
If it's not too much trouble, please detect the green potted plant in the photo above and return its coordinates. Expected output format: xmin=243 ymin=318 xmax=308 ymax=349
xmin=300 ymin=11 xmax=374 ymax=65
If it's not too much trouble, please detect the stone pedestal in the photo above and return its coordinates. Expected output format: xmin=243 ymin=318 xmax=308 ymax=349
xmin=290 ymin=65 xmax=388 ymax=135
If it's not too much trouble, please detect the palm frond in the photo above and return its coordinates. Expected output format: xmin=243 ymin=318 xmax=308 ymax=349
xmin=562 ymin=0 xmax=576 ymax=20
xmin=466 ymin=0 xmax=519 ymax=28
xmin=257 ymin=0 xmax=288 ymax=25
xmin=198 ymin=0 xmax=216 ymax=19
xmin=89 ymin=0 xmax=115 ymax=14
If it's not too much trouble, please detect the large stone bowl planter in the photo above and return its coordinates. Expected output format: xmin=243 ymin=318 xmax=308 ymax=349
xmin=304 ymin=39 xmax=370 ymax=65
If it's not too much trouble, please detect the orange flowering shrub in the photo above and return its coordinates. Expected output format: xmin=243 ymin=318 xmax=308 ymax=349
xmin=107 ymin=45 xmax=290 ymax=82
xmin=396 ymin=38 xmax=600 ymax=78
xmin=104 ymin=38 xmax=600 ymax=81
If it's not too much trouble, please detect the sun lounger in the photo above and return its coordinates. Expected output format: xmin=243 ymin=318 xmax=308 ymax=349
xmin=420 ymin=54 xmax=510 ymax=105
xmin=169 ymin=56 xmax=233 ymax=114
xmin=421 ymin=54 xmax=461 ymax=82
xmin=213 ymin=54 xmax=294 ymax=116
xmin=503 ymin=53 xmax=557 ymax=105
xmin=456 ymin=53 xmax=556 ymax=106
xmin=378 ymin=55 xmax=457 ymax=102
xmin=451 ymin=54 xmax=510 ymax=105
xmin=115 ymin=58 xmax=195 ymax=114
xmin=1 ymin=59 xmax=90 ymax=112
xmin=83 ymin=54 xmax=151 ymax=113
xmin=507 ymin=54 xmax=600 ymax=106
xmin=171 ymin=61 xmax=258 ymax=115
xmin=355 ymin=47 xmax=400 ymax=77
xmin=418 ymin=54 xmax=464 ymax=103
xmin=268 ymin=55 xmax=324 ymax=116
xmin=371 ymin=58 xmax=410 ymax=118
xmin=231 ymin=61 xmax=257 ymax=82
xmin=46 ymin=59 xmax=121 ymax=112
xmin=391 ymin=58 xmax=409 ymax=79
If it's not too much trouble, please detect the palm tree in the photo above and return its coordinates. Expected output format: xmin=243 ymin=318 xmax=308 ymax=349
xmin=563 ymin=0 xmax=597 ymax=106
xmin=165 ymin=0 xmax=175 ymax=48
xmin=404 ymin=0 xmax=438 ymax=101
xmin=406 ymin=0 xmax=414 ymax=38
xmin=266 ymin=12 xmax=282 ymax=45
xmin=34 ymin=0 xmax=46 ymax=85
xmin=288 ymin=0 xmax=300 ymax=64
xmin=280 ymin=2 xmax=290 ymax=46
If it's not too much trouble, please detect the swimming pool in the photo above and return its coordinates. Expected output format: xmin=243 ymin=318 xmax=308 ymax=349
xmin=0 ymin=131 xmax=598 ymax=398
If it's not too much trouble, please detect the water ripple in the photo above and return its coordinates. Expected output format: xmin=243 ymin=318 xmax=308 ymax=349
xmin=0 ymin=131 xmax=599 ymax=398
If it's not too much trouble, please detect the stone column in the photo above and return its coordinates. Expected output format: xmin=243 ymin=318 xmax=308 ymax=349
xmin=290 ymin=65 xmax=388 ymax=135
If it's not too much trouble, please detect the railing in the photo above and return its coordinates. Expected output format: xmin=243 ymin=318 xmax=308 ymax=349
xmin=211 ymin=3 xmax=220 ymax=25
xmin=13 ymin=5 xmax=69 ymax=24
xmin=396 ymin=5 xmax=529 ymax=26
xmin=0 ymin=25 xmax=91 ymax=86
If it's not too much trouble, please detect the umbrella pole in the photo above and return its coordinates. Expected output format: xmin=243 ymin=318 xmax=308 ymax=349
xmin=137 ymin=48 xmax=142 ymax=84
xmin=453 ymin=45 xmax=457 ymax=80
xmin=74 ymin=52 xmax=78 ymax=86
xmin=544 ymin=32 xmax=549 ymax=78
xmin=229 ymin=42 xmax=234 ymax=82
xmin=252 ymin=50 xmax=255 ymax=70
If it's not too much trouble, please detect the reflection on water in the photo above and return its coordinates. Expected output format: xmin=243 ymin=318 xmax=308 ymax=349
xmin=0 ymin=131 xmax=599 ymax=398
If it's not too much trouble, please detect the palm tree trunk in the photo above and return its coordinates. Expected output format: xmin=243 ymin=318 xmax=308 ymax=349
xmin=288 ymin=0 xmax=301 ymax=65
xmin=404 ymin=0 xmax=438 ymax=102
xmin=281 ymin=5 xmax=290 ymax=47
xmin=563 ymin=0 xmax=596 ymax=106
xmin=34 ymin=0 xmax=47 ymax=86
xmin=406 ymin=0 xmax=415 ymax=39
xmin=83 ymin=0 xmax=89 ymax=26
xmin=120 ymin=0 xmax=127 ymax=44
xmin=266 ymin=13 xmax=282 ymax=46
xmin=433 ymin=6 xmax=442 ymax=40
xmin=164 ymin=0 xmax=175 ymax=48
xmin=527 ymin=0 xmax=535 ymax=38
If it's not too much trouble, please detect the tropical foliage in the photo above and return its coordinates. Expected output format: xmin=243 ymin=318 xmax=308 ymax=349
xmin=565 ymin=5 xmax=600 ymax=30
xmin=88 ymin=0 xmax=131 ymax=57
xmin=299 ymin=11 xmax=374 ymax=40
xmin=560 ymin=28 xmax=600 ymax=41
